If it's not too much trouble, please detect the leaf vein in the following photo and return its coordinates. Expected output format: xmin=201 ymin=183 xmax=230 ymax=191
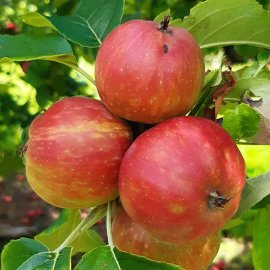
xmin=199 ymin=15 xmax=260 ymax=45
xmin=187 ymin=2 xmax=253 ymax=31
xmin=77 ymin=15 xmax=102 ymax=45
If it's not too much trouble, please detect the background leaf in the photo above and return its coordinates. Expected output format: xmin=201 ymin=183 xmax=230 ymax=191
xmin=238 ymin=145 xmax=270 ymax=178
xmin=35 ymin=209 xmax=104 ymax=255
xmin=181 ymin=0 xmax=270 ymax=49
xmin=75 ymin=246 xmax=182 ymax=270
xmin=1 ymin=238 xmax=48 ymax=270
xmin=253 ymin=207 xmax=270 ymax=269
xmin=235 ymin=171 xmax=270 ymax=217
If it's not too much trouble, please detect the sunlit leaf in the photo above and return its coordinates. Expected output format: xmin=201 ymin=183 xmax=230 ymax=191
xmin=180 ymin=0 xmax=270 ymax=49
xmin=35 ymin=209 xmax=103 ymax=255
xmin=23 ymin=12 xmax=57 ymax=30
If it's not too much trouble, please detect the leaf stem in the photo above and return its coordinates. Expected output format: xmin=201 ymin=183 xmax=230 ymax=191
xmin=223 ymin=97 xmax=242 ymax=102
xmin=72 ymin=65 xmax=96 ymax=86
xmin=52 ymin=58 xmax=96 ymax=86
xmin=54 ymin=204 xmax=107 ymax=252
xmin=106 ymin=201 xmax=121 ymax=270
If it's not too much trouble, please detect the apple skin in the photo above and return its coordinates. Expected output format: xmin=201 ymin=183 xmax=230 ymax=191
xmin=112 ymin=205 xmax=221 ymax=270
xmin=119 ymin=116 xmax=246 ymax=244
xmin=25 ymin=97 xmax=133 ymax=208
xmin=95 ymin=19 xmax=204 ymax=124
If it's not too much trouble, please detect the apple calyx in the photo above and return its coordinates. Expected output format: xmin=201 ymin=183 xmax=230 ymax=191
xmin=158 ymin=15 xmax=170 ymax=33
xmin=208 ymin=191 xmax=231 ymax=209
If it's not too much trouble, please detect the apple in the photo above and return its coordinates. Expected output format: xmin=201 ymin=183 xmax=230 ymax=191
xmin=119 ymin=116 xmax=246 ymax=244
xmin=112 ymin=204 xmax=221 ymax=270
xmin=95 ymin=16 xmax=204 ymax=123
xmin=25 ymin=96 xmax=133 ymax=208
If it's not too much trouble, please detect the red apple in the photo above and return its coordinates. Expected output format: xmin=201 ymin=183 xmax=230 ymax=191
xmin=112 ymin=205 xmax=221 ymax=270
xmin=119 ymin=116 xmax=246 ymax=244
xmin=95 ymin=16 xmax=204 ymax=123
xmin=25 ymin=97 xmax=133 ymax=208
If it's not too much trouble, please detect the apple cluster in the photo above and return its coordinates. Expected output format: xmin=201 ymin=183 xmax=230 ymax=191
xmin=25 ymin=17 xmax=246 ymax=269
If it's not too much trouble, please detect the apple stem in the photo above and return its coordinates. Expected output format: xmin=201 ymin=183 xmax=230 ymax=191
xmin=106 ymin=201 xmax=122 ymax=270
xmin=158 ymin=15 xmax=170 ymax=33
xmin=72 ymin=65 xmax=96 ymax=86
xmin=54 ymin=204 xmax=107 ymax=252
xmin=208 ymin=191 xmax=231 ymax=209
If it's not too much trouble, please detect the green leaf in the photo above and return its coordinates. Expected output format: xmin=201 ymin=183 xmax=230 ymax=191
xmin=180 ymin=0 xmax=270 ymax=49
xmin=35 ymin=209 xmax=103 ymax=255
xmin=74 ymin=246 xmax=118 ymax=270
xmin=0 ymin=33 xmax=76 ymax=65
xmin=225 ymin=209 xmax=256 ymax=230
xmin=1 ymin=237 xmax=48 ymax=270
xmin=75 ymin=0 xmax=124 ymax=43
xmin=169 ymin=19 xmax=182 ymax=27
xmin=22 ymin=12 xmax=57 ymax=30
xmin=114 ymin=248 xmax=182 ymax=270
xmin=17 ymin=247 xmax=72 ymax=270
xmin=154 ymin=10 xmax=171 ymax=23
xmin=47 ymin=15 xmax=103 ymax=47
xmin=188 ymin=69 xmax=221 ymax=116
xmin=75 ymin=246 xmax=182 ymax=270
xmin=23 ymin=0 xmax=124 ymax=47
xmin=54 ymin=247 xmax=72 ymax=270
xmin=203 ymin=69 xmax=222 ymax=89
xmin=226 ymin=77 xmax=270 ymax=144
xmin=228 ymin=77 xmax=270 ymax=100
xmin=0 ymin=33 xmax=92 ymax=82
xmin=222 ymin=103 xmax=261 ymax=141
xmin=235 ymin=171 xmax=270 ymax=217
xmin=258 ymin=50 xmax=270 ymax=63
xmin=236 ymin=51 xmax=270 ymax=79
xmin=253 ymin=207 xmax=270 ymax=269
